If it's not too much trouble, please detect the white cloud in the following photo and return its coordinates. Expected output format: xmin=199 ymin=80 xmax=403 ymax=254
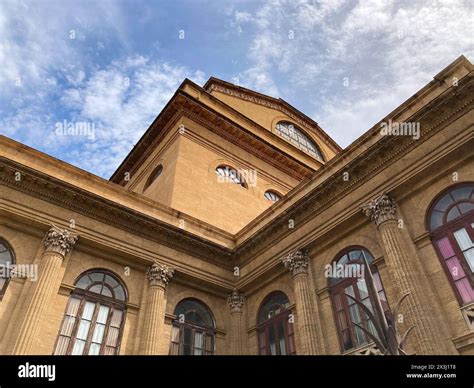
xmin=234 ymin=0 xmax=474 ymax=147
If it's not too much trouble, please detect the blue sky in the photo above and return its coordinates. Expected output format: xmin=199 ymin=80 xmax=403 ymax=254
xmin=1 ymin=0 xmax=473 ymax=178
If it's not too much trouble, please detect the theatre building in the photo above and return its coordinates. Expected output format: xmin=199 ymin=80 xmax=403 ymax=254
xmin=0 ymin=55 xmax=473 ymax=356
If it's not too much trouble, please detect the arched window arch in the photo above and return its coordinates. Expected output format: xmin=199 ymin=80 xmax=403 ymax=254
xmin=0 ymin=239 xmax=15 ymax=299
xmin=264 ymin=190 xmax=282 ymax=203
xmin=54 ymin=269 xmax=128 ymax=355
xmin=329 ymin=247 xmax=389 ymax=353
xmin=427 ymin=183 xmax=474 ymax=305
xmin=275 ymin=121 xmax=324 ymax=161
xmin=143 ymin=164 xmax=163 ymax=192
xmin=170 ymin=298 xmax=215 ymax=355
xmin=215 ymin=165 xmax=247 ymax=188
xmin=257 ymin=291 xmax=296 ymax=355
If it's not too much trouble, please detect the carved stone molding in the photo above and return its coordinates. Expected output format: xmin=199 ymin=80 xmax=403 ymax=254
xmin=461 ymin=304 xmax=474 ymax=331
xmin=43 ymin=225 xmax=78 ymax=257
xmin=228 ymin=288 xmax=245 ymax=313
xmin=362 ymin=193 xmax=397 ymax=227
xmin=283 ymin=249 xmax=309 ymax=276
xmin=146 ymin=260 xmax=174 ymax=288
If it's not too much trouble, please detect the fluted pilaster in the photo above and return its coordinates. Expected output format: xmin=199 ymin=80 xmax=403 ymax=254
xmin=140 ymin=261 xmax=174 ymax=355
xmin=283 ymin=249 xmax=323 ymax=355
xmin=13 ymin=225 xmax=78 ymax=354
xmin=363 ymin=194 xmax=440 ymax=354
xmin=228 ymin=288 xmax=245 ymax=355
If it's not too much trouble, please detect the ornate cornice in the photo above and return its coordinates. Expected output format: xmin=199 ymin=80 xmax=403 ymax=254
xmin=227 ymin=288 xmax=245 ymax=313
xmin=283 ymin=249 xmax=309 ymax=276
xmin=207 ymin=83 xmax=341 ymax=153
xmin=0 ymin=161 xmax=234 ymax=268
xmin=43 ymin=225 xmax=78 ymax=256
xmin=234 ymin=71 xmax=474 ymax=261
xmin=362 ymin=193 xmax=397 ymax=227
xmin=146 ymin=260 xmax=174 ymax=288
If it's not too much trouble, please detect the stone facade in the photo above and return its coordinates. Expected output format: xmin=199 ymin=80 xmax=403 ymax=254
xmin=0 ymin=55 xmax=473 ymax=355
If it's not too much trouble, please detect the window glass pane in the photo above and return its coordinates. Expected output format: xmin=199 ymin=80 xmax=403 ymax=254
xmin=96 ymin=305 xmax=110 ymax=324
xmin=462 ymin=248 xmax=474 ymax=272
xmin=100 ymin=286 xmax=112 ymax=298
xmin=451 ymin=186 xmax=472 ymax=201
xmin=357 ymin=279 xmax=369 ymax=299
xmin=455 ymin=278 xmax=474 ymax=304
xmin=430 ymin=210 xmax=444 ymax=230
xmin=75 ymin=276 xmax=92 ymax=289
xmin=105 ymin=275 xmax=119 ymax=288
xmin=193 ymin=332 xmax=203 ymax=355
xmin=60 ymin=316 xmax=77 ymax=337
xmin=454 ymin=228 xmax=474 ymax=250
xmin=54 ymin=336 xmax=70 ymax=355
xmin=434 ymin=193 xmax=454 ymax=212
xmin=183 ymin=327 xmax=192 ymax=355
xmin=277 ymin=320 xmax=287 ymax=355
xmin=436 ymin=238 xmax=456 ymax=259
xmin=105 ymin=327 xmax=119 ymax=347
xmin=89 ymin=272 xmax=105 ymax=283
xmin=76 ymin=320 xmax=91 ymax=340
xmin=88 ymin=284 xmax=102 ymax=294
xmin=458 ymin=202 xmax=474 ymax=215
xmin=82 ymin=302 xmax=96 ymax=320
xmin=88 ymin=343 xmax=101 ymax=355
xmin=110 ymin=309 xmax=123 ymax=328
xmin=91 ymin=324 xmax=106 ymax=344
xmin=342 ymin=329 xmax=353 ymax=351
xmin=268 ymin=325 xmax=276 ymax=355
xmin=71 ymin=339 xmax=85 ymax=355
xmin=445 ymin=257 xmax=466 ymax=280
xmin=447 ymin=207 xmax=461 ymax=221
xmin=113 ymin=285 xmax=125 ymax=301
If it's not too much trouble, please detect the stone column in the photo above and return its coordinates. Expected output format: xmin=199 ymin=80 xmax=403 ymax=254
xmin=363 ymin=194 xmax=439 ymax=354
xmin=139 ymin=260 xmax=174 ymax=355
xmin=13 ymin=225 xmax=78 ymax=355
xmin=228 ymin=288 xmax=245 ymax=355
xmin=283 ymin=249 xmax=323 ymax=355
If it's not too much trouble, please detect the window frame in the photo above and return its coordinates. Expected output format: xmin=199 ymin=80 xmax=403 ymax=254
xmin=256 ymin=291 xmax=296 ymax=355
xmin=170 ymin=298 xmax=216 ymax=356
xmin=53 ymin=269 xmax=127 ymax=355
xmin=143 ymin=164 xmax=163 ymax=192
xmin=264 ymin=190 xmax=282 ymax=203
xmin=427 ymin=184 xmax=474 ymax=306
xmin=328 ymin=246 xmax=389 ymax=354
xmin=0 ymin=238 xmax=15 ymax=300
xmin=275 ymin=121 xmax=325 ymax=162
xmin=215 ymin=165 xmax=247 ymax=189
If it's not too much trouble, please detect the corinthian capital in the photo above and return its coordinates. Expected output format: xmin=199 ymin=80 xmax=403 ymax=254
xmin=43 ymin=225 xmax=78 ymax=256
xmin=362 ymin=193 xmax=397 ymax=226
xmin=283 ymin=249 xmax=309 ymax=276
xmin=146 ymin=260 xmax=174 ymax=288
xmin=228 ymin=288 xmax=245 ymax=313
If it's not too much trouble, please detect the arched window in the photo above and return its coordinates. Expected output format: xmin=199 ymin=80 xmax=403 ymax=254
xmin=257 ymin=291 xmax=296 ymax=355
xmin=427 ymin=183 xmax=474 ymax=305
xmin=0 ymin=239 xmax=15 ymax=299
xmin=275 ymin=121 xmax=324 ymax=161
xmin=143 ymin=164 xmax=163 ymax=192
xmin=329 ymin=247 xmax=389 ymax=353
xmin=215 ymin=165 xmax=247 ymax=188
xmin=170 ymin=298 xmax=215 ymax=355
xmin=54 ymin=269 xmax=127 ymax=355
xmin=264 ymin=190 xmax=281 ymax=203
